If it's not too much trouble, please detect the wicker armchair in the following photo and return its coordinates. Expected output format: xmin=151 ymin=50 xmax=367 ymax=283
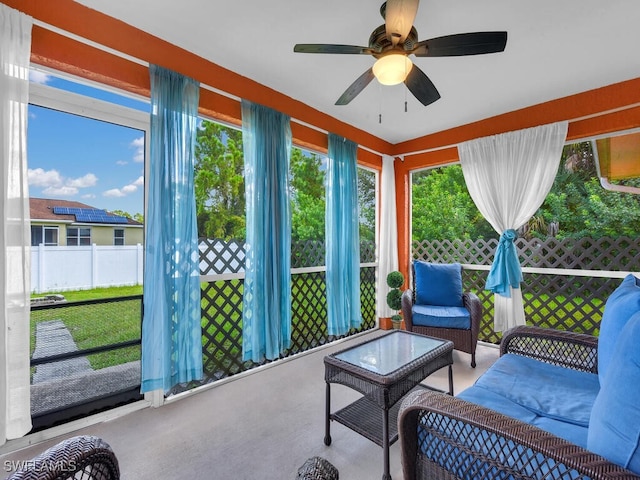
xmin=401 ymin=262 xmax=481 ymax=367
xmin=6 ymin=435 xmax=119 ymax=480
xmin=397 ymin=326 xmax=640 ymax=480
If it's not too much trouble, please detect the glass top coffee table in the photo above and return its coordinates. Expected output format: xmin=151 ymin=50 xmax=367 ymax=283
xmin=324 ymin=330 xmax=454 ymax=480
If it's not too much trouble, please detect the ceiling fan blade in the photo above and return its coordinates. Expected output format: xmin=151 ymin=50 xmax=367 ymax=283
xmin=335 ymin=68 xmax=375 ymax=105
xmin=412 ymin=31 xmax=507 ymax=57
xmin=404 ymin=65 xmax=440 ymax=106
xmin=294 ymin=44 xmax=373 ymax=55
xmin=384 ymin=0 xmax=420 ymax=46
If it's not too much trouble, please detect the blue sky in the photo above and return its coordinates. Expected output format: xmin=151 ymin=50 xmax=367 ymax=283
xmin=27 ymin=71 xmax=148 ymax=216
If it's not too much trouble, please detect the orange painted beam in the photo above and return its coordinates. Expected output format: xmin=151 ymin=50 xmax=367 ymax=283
xmin=10 ymin=0 xmax=393 ymax=157
xmin=398 ymin=106 xmax=640 ymax=170
xmin=395 ymin=157 xmax=411 ymax=282
xmin=15 ymin=0 xmax=640 ymax=167
xmin=392 ymin=78 xmax=640 ymax=158
xmin=568 ymin=105 xmax=640 ymax=142
xmin=358 ymin=150 xmax=383 ymax=170
xmin=31 ymin=26 xmax=150 ymax=99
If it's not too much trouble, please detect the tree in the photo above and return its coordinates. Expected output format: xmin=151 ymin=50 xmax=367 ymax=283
xmin=411 ymin=165 xmax=493 ymax=241
xmin=194 ymin=121 xmax=245 ymax=239
xmin=290 ymin=148 xmax=325 ymax=241
xmin=111 ymin=209 xmax=131 ymax=219
xmin=358 ymin=168 xmax=376 ymax=243
xmin=537 ymin=142 xmax=640 ymax=238
xmin=408 ymin=142 xmax=640 ymax=242
xmin=111 ymin=209 xmax=144 ymax=224
xmin=194 ymin=121 xmax=382 ymax=245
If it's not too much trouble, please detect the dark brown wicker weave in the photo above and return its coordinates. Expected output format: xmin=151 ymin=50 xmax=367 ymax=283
xmin=297 ymin=456 xmax=339 ymax=480
xmin=324 ymin=331 xmax=454 ymax=480
xmin=397 ymin=326 xmax=640 ymax=480
xmin=6 ymin=435 xmax=120 ymax=480
xmin=401 ymin=264 xmax=481 ymax=368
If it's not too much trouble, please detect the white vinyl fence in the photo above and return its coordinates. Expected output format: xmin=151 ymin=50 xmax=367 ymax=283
xmin=31 ymin=244 xmax=144 ymax=293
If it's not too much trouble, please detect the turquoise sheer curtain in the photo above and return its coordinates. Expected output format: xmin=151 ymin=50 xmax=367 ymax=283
xmin=141 ymin=65 xmax=203 ymax=393
xmin=485 ymin=228 xmax=521 ymax=297
xmin=326 ymin=133 xmax=362 ymax=336
xmin=241 ymin=100 xmax=292 ymax=362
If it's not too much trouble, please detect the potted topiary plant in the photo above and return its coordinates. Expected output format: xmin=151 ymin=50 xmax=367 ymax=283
xmin=386 ymin=270 xmax=405 ymax=329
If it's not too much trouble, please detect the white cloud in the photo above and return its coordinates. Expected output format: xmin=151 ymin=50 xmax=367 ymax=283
xmin=131 ymin=136 xmax=145 ymax=163
xmin=43 ymin=186 xmax=79 ymax=196
xmin=104 ymin=188 xmax=126 ymax=198
xmin=103 ymin=175 xmax=144 ymax=198
xmin=116 ymin=160 xmax=128 ymax=166
xmin=28 ymin=168 xmax=98 ymax=198
xmin=28 ymin=168 xmax=63 ymax=188
xmin=67 ymin=173 xmax=97 ymax=188
xmin=29 ymin=71 xmax=52 ymax=85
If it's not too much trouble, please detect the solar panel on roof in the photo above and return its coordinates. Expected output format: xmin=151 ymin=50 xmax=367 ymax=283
xmin=53 ymin=206 xmax=129 ymax=224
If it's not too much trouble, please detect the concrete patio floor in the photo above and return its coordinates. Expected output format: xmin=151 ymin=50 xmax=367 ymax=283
xmin=1 ymin=329 xmax=499 ymax=480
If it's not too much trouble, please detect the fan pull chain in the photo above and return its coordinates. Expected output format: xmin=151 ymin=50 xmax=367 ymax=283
xmin=404 ymin=60 xmax=408 ymax=113
xmin=378 ymin=81 xmax=382 ymax=124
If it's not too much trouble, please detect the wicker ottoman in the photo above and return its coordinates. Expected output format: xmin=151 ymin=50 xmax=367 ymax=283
xmin=296 ymin=456 xmax=339 ymax=480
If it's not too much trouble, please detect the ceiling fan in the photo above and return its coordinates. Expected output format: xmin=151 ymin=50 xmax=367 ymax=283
xmin=293 ymin=0 xmax=507 ymax=106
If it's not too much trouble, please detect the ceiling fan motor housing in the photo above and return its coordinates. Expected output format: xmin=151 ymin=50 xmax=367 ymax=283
xmin=369 ymin=24 xmax=419 ymax=56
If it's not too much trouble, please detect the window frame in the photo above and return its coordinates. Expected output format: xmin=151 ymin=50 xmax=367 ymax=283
xmin=66 ymin=226 xmax=92 ymax=246
xmin=31 ymin=225 xmax=59 ymax=246
xmin=114 ymin=228 xmax=125 ymax=246
xmin=28 ymin=78 xmax=150 ymax=247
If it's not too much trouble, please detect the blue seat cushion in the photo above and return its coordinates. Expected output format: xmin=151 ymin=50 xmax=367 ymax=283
xmin=588 ymin=311 xmax=640 ymax=474
xmin=412 ymin=304 xmax=470 ymax=329
xmin=414 ymin=261 xmax=464 ymax=307
xmin=473 ymin=354 xmax=599 ymax=427
xmin=597 ymin=274 xmax=640 ymax=385
xmin=458 ymin=386 xmax=589 ymax=447
xmin=458 ymin=353 xmax=599 ymax=448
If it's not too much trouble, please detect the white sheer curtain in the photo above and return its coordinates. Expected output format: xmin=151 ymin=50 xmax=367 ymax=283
xmin=0 ymin=4 xmax=33 ymax=445
xmin=458 ymin=121 xmax=568 ymax=332
xmin=376 ymin=155 xmax=399 ymax=318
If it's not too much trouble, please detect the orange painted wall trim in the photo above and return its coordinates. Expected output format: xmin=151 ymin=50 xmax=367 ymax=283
xmin=395 ymin=106 xmax=640 ymax=171
xmin=9 ymin=0 xmax=392 ymax=158
xmin=394 ymin=157 xmax=411 ymax=285
xmin=393 ymin=78 xmax=640 ymax=158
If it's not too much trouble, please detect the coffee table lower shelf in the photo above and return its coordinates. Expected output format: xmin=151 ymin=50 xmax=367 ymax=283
xmin=328 ymin=384 xmax=432 ymax=448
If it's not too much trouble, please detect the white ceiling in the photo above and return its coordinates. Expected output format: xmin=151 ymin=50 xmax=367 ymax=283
xmin=76 ymin=0 xmax=640 ymax=145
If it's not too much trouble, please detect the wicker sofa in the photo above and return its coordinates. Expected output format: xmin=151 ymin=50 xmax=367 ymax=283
xmin=397 ymin=274 xmax=640 ymax=480
xmin=6 ymin=435 xmax=119 ymax=479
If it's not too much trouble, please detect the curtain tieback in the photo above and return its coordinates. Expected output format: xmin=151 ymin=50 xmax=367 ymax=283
xmin=485 ymin=229 xmax=522 ymax=297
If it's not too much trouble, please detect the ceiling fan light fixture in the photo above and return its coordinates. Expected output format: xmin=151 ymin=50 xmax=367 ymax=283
xmin=372 ymin=54 xmax=413 ymax=85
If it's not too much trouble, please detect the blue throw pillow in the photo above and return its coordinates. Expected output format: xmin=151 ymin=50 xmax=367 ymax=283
xmin=414 ymin=261 xmax=463 ymax=307
xmin=588 ymin=311 xmax=640 ymax=474
xmin=598 ymin=274 xmax=640 ymax=384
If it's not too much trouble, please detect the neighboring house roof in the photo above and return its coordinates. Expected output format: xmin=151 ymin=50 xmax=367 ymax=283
xmin=29 ymin=198 xmax=143 ymax=226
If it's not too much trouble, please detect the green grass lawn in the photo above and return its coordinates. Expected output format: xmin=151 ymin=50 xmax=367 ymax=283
xmin=32 ymin=285 xmax=143 ymax=302
xmin=31 ymin=285 xmax=143 ymax=370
